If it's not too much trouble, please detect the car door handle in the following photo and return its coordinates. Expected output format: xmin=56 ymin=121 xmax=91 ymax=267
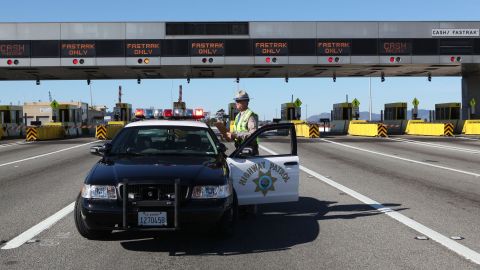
xmin=284 ymin=161 xmax=298 ymax=166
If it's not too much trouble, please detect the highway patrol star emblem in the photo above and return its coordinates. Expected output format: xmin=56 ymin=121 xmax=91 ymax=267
xmin=252 ymin=168 xmax=277 ymax=196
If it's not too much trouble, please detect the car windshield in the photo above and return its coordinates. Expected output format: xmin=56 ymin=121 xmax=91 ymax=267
xmin=109 ymin=126 xmax=218 ymax=156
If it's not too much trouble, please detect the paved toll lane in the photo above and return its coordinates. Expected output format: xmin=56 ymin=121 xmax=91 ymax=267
xmin=259 ymin=138 xmax=480 ymax=260
xmin=0 ymin=138 xmax=100 ymax=165
xmin=390 ymin=135 xmax=480 ymax=151
xmin=1 ymin=169 xmax=478 ymax=270
xmin=0 ymin=138 xmax=102 ymax=244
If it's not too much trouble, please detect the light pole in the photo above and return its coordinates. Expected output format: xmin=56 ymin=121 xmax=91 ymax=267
xmin=369 ymin=77 xmax=372 ymax=121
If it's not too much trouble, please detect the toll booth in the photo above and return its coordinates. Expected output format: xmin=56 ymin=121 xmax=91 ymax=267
xmin=0 ymin=105 xmax=23 ymax=137
xmin=0 ymin=105 xmax=23 ymax=125
xmin=332 ymin=103 xmax=353 ymax=120
xmin=281 ymin=102 xmax=301 ymax=121
xmin=435 ymin=103 xmax=461 ymax=120
xmin=384 ymin=102 xmax=407 ymax=120
xmin=113 ymin=103 xmax=132 ymax=122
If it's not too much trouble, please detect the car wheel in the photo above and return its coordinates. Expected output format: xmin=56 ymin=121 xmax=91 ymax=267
xmin=216 ymin=192 xmax=238 ymax=238
xmin=74 ymin=194 xmax=111 ymax=240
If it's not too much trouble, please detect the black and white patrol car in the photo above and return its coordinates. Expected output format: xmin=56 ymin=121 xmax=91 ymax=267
xmin=75 ymin=120 xmax=299 ymax=239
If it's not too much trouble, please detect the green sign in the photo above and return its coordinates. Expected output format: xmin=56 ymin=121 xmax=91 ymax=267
xmin=294 ymin=98 xmax=302 ymax=107
xmin=352 ymin=98 xmax=360 ymax=107
xmin=412 ymin=97 xmax=419 ymax=107
xmin=470 ymin=98 xmax=476 ymax=107
xmin=50 ymin=100 xmax=59 ymax=109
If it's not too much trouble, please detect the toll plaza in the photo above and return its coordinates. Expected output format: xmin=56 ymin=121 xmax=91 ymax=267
xmin=281 ymin=102 xmax=301 ymax=121
xmin=433 ymin=103 xmax=463 ymax=134
xmin=0 ymin=105 xmax=23 ymax=138
xmin=383 ymin=102 xmax=408 ymax=135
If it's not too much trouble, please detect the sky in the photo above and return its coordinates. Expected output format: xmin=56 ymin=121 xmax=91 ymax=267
xmin=0 ymin=0 xmax=477 ymax=120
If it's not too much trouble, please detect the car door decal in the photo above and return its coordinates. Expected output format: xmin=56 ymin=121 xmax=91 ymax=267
xmin=237 ymin=160 xmax=291 ymax=196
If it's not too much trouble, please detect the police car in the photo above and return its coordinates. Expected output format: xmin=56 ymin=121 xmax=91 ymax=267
xmin=75 ymin=120 xmax=299 ymax=239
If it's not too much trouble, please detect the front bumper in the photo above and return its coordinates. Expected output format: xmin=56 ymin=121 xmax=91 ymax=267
xmin=80 ymin=196 xmax=233 ymax=231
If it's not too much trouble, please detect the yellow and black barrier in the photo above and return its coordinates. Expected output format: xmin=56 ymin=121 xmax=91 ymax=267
xmin=26 ymin=127 xmax=38 ymax=141
xmin=95 ymin=125 xmax=107 ymax=140
xmin=96 ymin=121 xmax=126 ymax=140
xmin=25 ymin=125 xmax=64 ymax=141
xmin=462 ymin=120 xmax=480 ymax=135
xmin=348 ymin=120 xmax=388 ymax=137
xmin=289 ymin=120 xmax=320 ymax=138
xmin=406 ymin=120 xmax=454 ymax=136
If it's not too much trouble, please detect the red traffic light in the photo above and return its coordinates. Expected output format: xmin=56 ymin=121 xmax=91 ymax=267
xmin=390 ymin=57 xmax=395 ymax=63
xmin=265 ymin=57 xmax=271 ymax=63
xmin=202 ymin=58 xmax=207 ymax=63
xmin=73 ymin=59 xmax=78 ymax=64
xmin=450 ymin=56 xmax=455 ymax=62
xmin=328 ymin=57 xmax=333 ymax=63
xmin=7 ymin=59 xmax=13 ymax=65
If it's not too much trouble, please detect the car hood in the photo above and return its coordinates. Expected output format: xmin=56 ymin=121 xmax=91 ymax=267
xmin=86 ymin=155 xmax=228 ymax=186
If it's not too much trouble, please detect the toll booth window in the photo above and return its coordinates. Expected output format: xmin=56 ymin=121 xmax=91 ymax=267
xmin=412 ymin=39 xmax=438 ymax=55
xmin=225 ymin=39 xmax=251 ymax=56
xmin=439 ymin=39 xmax=473 ymax=55
xmin=31 ymin=40 xmax=60 ymax=58
xmin=289 ymin=39 xmax=316 ymax=56
xmin=351 ymin=39 xmax=377 ymax=55
xmin=96 ymin=40 xmax=125 ymax=57
xmin=451 ymin=107 xmax=460 ymax=119
xmin=163 ymin=40 xmax=189 ymax=56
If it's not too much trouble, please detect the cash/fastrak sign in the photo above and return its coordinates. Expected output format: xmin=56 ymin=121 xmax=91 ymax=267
xmin=432 ymin=29 xmax=479 ymax=37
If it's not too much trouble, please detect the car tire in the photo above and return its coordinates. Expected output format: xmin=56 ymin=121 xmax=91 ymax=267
xmin=216 ymin=192 xmax=238 ymax=238
xmin=74 ymin=194 xmax=111 ymax=240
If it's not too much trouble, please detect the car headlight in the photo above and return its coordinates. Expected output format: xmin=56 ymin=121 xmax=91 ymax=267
xmin=81 ymin=184 xmax=117 ymax=200
xmin=191 ymin=184 xmax=232 ymax=199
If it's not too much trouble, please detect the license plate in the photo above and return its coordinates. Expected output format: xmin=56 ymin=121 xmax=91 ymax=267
xmin=138 ymin=212 xmax=167 ymax=226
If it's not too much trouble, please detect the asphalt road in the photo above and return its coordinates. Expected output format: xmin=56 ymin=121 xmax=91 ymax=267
xmin=1 ymin=135 xmax=480 ymax=269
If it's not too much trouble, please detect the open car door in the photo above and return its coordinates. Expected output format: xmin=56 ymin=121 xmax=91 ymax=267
xmin=227 ymin=123 xmax=299 ymax=205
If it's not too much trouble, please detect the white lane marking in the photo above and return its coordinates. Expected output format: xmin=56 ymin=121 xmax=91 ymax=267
xmin=259 ymin=144 xmax=480 ymax=265
xmin=320 ymin=139 xmax=480 ymax=177
xmin=455 ymin=136 xmax=480 ymax=141
xmin=0 ymin=140 xmax=101 ymax=168
xmin=1 ymin=202 xmax=75 ymax=250
xmin=0 ymin=141 xmax=33 ymax=148
xmin=387 ymin=137 xmax=480 ymax=154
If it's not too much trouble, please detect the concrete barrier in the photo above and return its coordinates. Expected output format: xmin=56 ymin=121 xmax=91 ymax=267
xmin=433 ymin=119 xmax=462 ymax=134
xmin=348 ymin=120 xmax=388 ymax=137
xmin=383 ymin=120 xmax=407 ymax=135
xmin=462 ymin=120 xmax=480 ymax=135
xmin=26 ymin=125 xmax=65 ymax=141
xmin=406 ymin=120 xmax=454 ymax=136
xmin=330 ymin=120 xmax=350 ymax=135
xmin=96 ymin=121 xmax=126 ymax=140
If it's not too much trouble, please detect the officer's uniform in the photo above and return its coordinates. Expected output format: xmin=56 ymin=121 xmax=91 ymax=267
xmin=231 ymin=91 xmax=259 ymax=155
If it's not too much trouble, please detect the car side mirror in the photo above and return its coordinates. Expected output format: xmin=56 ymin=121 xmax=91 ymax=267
xmin=90 ymin=145 xmax=102 ymax=156
xmin=217 ymin=143 xmax=227 ymax=153
xmin=91 ymin=143 xmax=112 ymax=156
xmin=239 ymin=147 xmax=254 ymax=158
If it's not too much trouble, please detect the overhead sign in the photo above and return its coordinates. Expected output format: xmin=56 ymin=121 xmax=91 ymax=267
xmin=294 ymin=98 xmax=302 ymax=107
xmin=379 ymin=40 xmax=411 ymax=55
xmin=254 ymin=40 xmax=288 ymax=56
xmin=412 ymin=97 xmax=419 ymax=107
xmin=317 ymin=40 xmax=351 ymax=55
xmin=470 ymin=98 xmax=476 ymax=107
xmin=50 ymin=100 xmax=59 ymax=110
xmin=61 ymin=41 xmax=96 ymax=57
xmin=432 ymin=29 xmax=479 ymax=37
xmin=352 ymin=98 xmax=360 ymax=107
xmin=190 ymin=40 xmax=225 ymax=56
xmin=0 ymin=41 xmax=30 ymax=58
xmin=126 ymin=40 xmax=161 ymax=57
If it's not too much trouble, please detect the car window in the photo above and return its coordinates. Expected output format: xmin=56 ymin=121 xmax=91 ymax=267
xmin=110 ymin=126 xmax=218 ymax=156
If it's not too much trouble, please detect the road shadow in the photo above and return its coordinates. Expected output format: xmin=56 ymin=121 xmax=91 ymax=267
xmin=113 ymin=197 xmax=405 ymax=256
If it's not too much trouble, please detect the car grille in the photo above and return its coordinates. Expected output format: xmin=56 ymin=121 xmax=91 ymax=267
xmin=118 ymin=184 xmax=189 ymax=201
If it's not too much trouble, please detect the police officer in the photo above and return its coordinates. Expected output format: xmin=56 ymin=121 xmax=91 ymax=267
xmin=226 ymin=90 xmax=259 ymax=155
